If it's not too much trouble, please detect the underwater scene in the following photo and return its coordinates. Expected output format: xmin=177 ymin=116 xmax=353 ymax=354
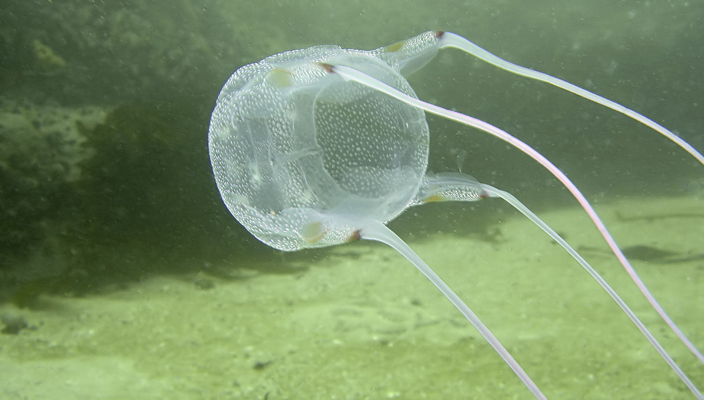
xmin=1 ymin=0 xmax=702 ymax=399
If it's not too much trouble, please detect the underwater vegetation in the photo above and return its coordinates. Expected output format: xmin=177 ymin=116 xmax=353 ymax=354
xmin=0 ymin=98 xmax=101 ymax=260
xmin=0 ymin=102 xmax=250 ymax=305
xmin=0 ymin=0 xmax=255 ymax=301
xmin=0 ymin=0 xmax=241 ymax=104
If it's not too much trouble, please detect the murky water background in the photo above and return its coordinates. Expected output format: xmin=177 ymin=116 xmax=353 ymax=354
xmin=1 ymin=1 xmax=702 ymax=399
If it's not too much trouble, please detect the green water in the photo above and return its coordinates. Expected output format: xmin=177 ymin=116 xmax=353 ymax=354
xmin=1 ymin=0 xmax=702 ymax=399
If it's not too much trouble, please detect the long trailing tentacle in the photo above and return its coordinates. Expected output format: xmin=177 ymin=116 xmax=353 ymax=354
xmin=436 ymin=31 xmax=704 ymax=165
xmin=323 ymin=63 xmax=703 ymax=399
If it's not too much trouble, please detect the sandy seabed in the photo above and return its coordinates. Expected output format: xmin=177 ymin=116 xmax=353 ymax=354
xmin=1 ymin=196 xmax=702 ymax=400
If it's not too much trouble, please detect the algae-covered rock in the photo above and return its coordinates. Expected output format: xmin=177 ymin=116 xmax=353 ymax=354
xmin=0 ymin=101 xmax=252 ymax=301
xmin=0 ymin=97 xmax=108 ymax=259
xmin=0 ymin=0 xmax=244 ymax=104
